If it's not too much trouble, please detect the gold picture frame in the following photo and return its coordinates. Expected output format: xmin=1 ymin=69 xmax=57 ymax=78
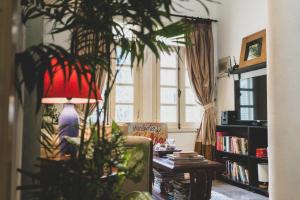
xmin=239 ymin=29 xmax=266 ymax=69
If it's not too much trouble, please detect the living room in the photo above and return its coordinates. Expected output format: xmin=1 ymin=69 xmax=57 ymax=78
xmin=0 ymin=0 xmax=299 ymax=200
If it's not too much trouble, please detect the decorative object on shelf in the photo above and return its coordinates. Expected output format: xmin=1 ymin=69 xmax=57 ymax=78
xmin=239 ymin=29 xmax=266 ymax=69
xmin=42 ymin=57 xmax=102 ymax=155
xmin=218 ymin=56 xmax=230 ymax=75
xmin=257 ymin=163 xmax=269 ymax=189
xmin=217 ymin=56 xmax=239 ymax=78
xmin=256 ymin=148 xmax=268 ymax=158
xmin=227 ymin=56 xmax=239 ymax=73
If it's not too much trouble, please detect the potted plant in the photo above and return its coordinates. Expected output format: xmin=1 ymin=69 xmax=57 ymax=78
xmin=16 ymin=0 xmax=211 ymax=199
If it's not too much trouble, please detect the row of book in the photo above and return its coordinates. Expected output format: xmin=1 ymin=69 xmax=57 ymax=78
xmin=225 ymin=160 xmax=249 ymax=185
xmin=216 ymin=132 xmax=248 ymax=155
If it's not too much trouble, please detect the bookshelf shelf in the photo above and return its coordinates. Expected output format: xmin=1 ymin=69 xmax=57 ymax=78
xmin=249 ymin=155 xmax=268 ymax=162
xmin=215 ymin=125 xmax=269 ymax=197
xmin=216 ymin=151 xmax=248 ymax=158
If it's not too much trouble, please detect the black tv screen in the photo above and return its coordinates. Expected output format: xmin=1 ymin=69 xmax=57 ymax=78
xmin=235 ymin=75 xmax=267 ymax=121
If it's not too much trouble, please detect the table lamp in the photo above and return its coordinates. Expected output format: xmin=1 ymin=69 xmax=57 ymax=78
xmin=42 ymin=58 xmax=102 ymax=155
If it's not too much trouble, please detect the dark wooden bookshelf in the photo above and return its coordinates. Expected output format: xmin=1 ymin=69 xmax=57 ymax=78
xmin=215 ymin=125 xmax=269 ymax=197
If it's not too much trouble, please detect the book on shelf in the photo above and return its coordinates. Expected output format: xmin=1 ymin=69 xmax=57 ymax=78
xmin=225 ymin=160 xmax=249 ymax=185
xmin=216 ymin=132 xmax=248 ymax=155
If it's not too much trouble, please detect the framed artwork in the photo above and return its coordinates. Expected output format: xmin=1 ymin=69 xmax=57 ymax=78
xmin=239 ymin=29 xmax=266 ymax=68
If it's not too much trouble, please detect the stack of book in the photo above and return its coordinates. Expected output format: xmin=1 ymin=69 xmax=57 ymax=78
xmin=171 ymin=178 xmax=190 ymax=200
xmin=225 ymin=160 xmax=249 ymax=184
xmin=216 ymin=134 xmax=248 ymax=155
xmin=153 ymin=170 xmax=190 ymax=200
xmin=153 ymin=169 xmax=183 ymax=197
xmin=166 ymin=152 xmax=207 ymax=166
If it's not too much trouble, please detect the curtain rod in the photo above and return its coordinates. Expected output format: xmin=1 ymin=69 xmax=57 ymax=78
xmin=170 ymin=13 xmax=218 ymax=22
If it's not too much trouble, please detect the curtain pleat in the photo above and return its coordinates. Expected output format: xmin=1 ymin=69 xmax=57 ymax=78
xmin=185 ymin=22 xmax=216 ymax=160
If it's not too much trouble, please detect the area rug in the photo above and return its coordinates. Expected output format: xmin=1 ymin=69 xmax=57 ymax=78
xmin=211 ymin=191 xmax=234 ymax=200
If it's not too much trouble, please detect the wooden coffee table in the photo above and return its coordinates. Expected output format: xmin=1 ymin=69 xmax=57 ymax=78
xmin=153 ymin=156 xmax=224 ymax=200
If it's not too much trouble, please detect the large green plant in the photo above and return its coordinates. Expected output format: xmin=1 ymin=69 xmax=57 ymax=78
xmin=17 ymin=0 xmax=213 ymax=199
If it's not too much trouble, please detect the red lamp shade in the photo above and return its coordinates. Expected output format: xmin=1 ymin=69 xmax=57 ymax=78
xmin=42 ymin=58 xmax=102 ymax=104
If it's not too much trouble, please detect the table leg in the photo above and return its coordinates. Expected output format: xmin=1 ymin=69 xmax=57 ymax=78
xmin=189 ymin=170 xmax=213 ymax=200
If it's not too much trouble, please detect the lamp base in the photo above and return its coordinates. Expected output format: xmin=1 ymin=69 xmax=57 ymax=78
xmin=58 ymin=103 xmax=79 ymax=155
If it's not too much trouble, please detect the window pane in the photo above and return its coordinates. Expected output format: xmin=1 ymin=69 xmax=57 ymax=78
xmin=240 ymin=107 xmax=254 ymax=120
xmin=115 ymin=105 xmax=133 ymax=122
xmin=240 ymin=91 xmax=253 ymax=106
xmin=185 ymin=70 xmax=191 ymax=87
xmin=116 ymin=86 xmax=134 ymax=103
xmin=160 ymin=52 xmax=177 ymax=68
xmin=160 ymin=106 xmax=177 ymax=122
xmin=88 ymin=109 xmax=105 ymax=123
xmin=185 ymin=106 xmax=203 ymax=123
xmin=160 ymin=69 xmax=177 ymax=86
xmin=185 ymin=88 xmax=198 ymax=105
xmin=160 ymin=87 xmax=177 ymax=104
xmin=116 ymin=47 xmax=131 ymax=65
xmin=240 ymin=78 xmax=253 ymax=89
xmin=116 ymin=67 xmax=133 ymax=84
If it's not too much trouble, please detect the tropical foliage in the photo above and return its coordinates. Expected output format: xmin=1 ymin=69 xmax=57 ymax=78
xmin=16 ymin=0 xmax=212 ymax=199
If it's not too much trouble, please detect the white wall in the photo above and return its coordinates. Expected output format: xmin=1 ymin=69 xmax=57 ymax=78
xmin=216 ymin=0 xmax=267 ymax=123
xmin=168 ymin=132 xmax=198 ymax=152
xmin=172 ymin=0 xmax=220 ymax=19
xmin=267 ymin=0 xmax=300 ymax=199
xmin=43 ymin=20 xmax=70 ymax=49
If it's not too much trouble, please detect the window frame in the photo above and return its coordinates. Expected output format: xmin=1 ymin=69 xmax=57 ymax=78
xmin=155 ymin=47 xmax=203 ymax=131
xmin=236 ymin=78 xmax=256 ymax=120
xmin=109 ymin=50 xmax=142 ymax=123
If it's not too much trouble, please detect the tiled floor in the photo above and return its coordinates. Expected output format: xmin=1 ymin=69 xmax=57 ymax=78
xmin=212 ymin=180 xmax=269 ymax=200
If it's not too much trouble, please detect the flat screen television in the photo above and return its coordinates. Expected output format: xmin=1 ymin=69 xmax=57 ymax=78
xmin=234 ymin=74 xmax=267 ymax=122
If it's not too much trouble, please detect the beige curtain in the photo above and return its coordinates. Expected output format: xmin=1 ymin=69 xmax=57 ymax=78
xmin=185 ymin=22 xmax=216 ymax=160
